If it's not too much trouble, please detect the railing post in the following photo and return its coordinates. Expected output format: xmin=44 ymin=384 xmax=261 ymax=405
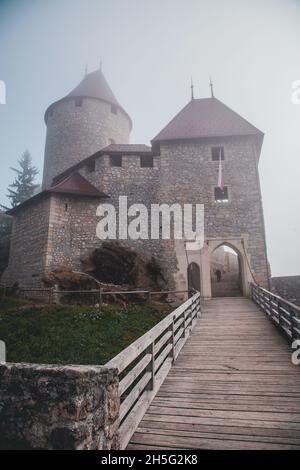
xmin=148 ymin=291 xmax=152 ymax=304
xmin=146 ymin=342 xmax=155 ymax=391
xmin=99 ymin=287 xmax=103 ymax=307
xmin=277 ymin=298 xmax=282 ymax=326
xmin=183 ymin=310 xmax=186 ymax=338
xmin=171 ymin=316 xmax=176 ymax=363
xmin=289 ymin=306 xmax=296 ymax=342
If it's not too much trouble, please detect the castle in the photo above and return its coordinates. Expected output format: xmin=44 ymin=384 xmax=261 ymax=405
xmin=2 ymin=68 xmax=269 ymax=298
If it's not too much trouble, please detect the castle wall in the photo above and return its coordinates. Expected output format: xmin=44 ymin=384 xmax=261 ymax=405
xmin=40 ymin=155 xmax=161 ymax=276
xmin=2 ymin=137 xmax=269 ymax=297
xmin=77 ymin=153 xmax=162 ymax=259
xmin=1 ymin=196 xmax=52 ymax=286
xmin=47 ymin=194 xmax=102 ymax=271
xmin=157 ymin=136 xmax=268 ymax=292
xmin=42 ymin=98 xmax=131 ymax=188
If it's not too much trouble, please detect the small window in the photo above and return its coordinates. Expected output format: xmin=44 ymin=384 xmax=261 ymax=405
xmin=75 ymin=97 xmax=83 ymax=107
xmin=214 ymin=186 xmax=229 ymax=203
xmin=86 ymin=159 xmax=95 ymax=172
xmin=211 ymin=146 xmax=225 ymax=161
xmin=140 ymin=156 xmax=154 ymax=168
xmin=111 ymin=104 xmax=117 ymax=114
xmin=110 ymin=154 xmax=122 ymax=167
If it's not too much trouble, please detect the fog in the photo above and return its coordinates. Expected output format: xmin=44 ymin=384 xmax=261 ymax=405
xmin=0 ymin=0 xmax=299 ymax=276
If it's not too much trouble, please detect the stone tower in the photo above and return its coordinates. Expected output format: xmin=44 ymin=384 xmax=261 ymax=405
xmin=42 ymin=68 xmax=132 ymax=188
xmin=152 ymin=96 xmax=269 ymax=297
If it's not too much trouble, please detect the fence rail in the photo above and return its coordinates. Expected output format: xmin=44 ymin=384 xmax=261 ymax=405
xmin=251 ymin=283 xmax=300 ymax=342
xmin=0 ymin=284 xmax=192 ymax=305
xmin=105 ymin=291 xmax=201 ymax=450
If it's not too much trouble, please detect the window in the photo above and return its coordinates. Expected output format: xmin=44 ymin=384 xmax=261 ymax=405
xmin=214 ymin=186 xmax=229 ymax=203
xmin=86 ymin=159 xmax=95 ymax=172
xmin=111 ymin=104 xmax=117 ymax=114
xmin=75 ymin=97 xmax=83 ymax=107
xmin=110 ymin=154 xmax=122 ymax=167
xmin=211 ymin=146 xmax=225 ymax=161
xmin=140 ymin=156 xmax=154 ymax=168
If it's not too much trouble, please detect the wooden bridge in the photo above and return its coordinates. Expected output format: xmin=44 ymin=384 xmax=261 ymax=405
xmin=106 ymin=285 xmax=300 ymax=450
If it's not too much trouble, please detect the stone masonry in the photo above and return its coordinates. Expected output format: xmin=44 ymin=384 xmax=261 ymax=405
xmin=0 ymin=363 xmax=119 ymax=450
xmin=2 ymin=69 xmax=270 ymax=297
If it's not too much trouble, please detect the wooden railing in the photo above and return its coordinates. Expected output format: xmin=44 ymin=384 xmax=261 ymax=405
xmin=105 ymin=291 xmax=201 ymax=450
xmin=251 ymin=283 xmax=300 ymax=342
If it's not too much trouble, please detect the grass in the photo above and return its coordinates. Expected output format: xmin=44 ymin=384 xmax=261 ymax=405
xmin=0 ymin=297 xmax=170 ymax=365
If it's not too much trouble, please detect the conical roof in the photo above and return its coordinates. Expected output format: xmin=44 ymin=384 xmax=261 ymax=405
xmin=66 ymin=68 xmax=120 ymax=106
xmin=45 ymin=68 xmax=131 ymax=126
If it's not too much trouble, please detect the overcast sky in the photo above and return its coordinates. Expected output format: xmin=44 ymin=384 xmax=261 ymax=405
xmin=0 ymin=0 xmax=299 ymax=277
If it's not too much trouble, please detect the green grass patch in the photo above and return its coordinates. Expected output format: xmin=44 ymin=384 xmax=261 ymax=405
xmin=0 ymin=299 xmax=169 ymax=365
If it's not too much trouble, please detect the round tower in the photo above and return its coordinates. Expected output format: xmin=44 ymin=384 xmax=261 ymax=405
xmin=42 ymin=68 xmax=132 ymax=188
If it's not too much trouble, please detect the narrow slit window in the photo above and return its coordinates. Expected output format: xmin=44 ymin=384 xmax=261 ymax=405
xmin=75 ymin=97 xmax=83 ymax=107
xmin=214 ymin=186 xmax=229 ymax=203
xmin=211 ymin=146 xmax=225 ymax=161
xmin=86 ymin=159 xmax=95 ymax=172
xmin=110 ymin=154 xmax=122 ymax=167
xmin=140 ymin=156 xmax=153 ymax=168
xmin=111 ymin=104 xmax=118 ymax=114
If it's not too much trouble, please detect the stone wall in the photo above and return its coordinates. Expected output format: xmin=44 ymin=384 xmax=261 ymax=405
xmin=42 ymin=97 xmax=131 ymax=188
xmin=1 ymin=196 xmax=52 ymax=287
xmin=0 ymin=363 xmax=119 ymax=450
xmin=157 ymin=136 xmax=268 ymax=290
xmin=271 ymin=276 xmax=300 ymax=306
xmin=2 ymin=135 xmax=269 ymax=295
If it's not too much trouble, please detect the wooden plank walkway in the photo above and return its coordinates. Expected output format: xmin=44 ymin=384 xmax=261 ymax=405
xmin=127 ymin=297 xmax=300 ymax=450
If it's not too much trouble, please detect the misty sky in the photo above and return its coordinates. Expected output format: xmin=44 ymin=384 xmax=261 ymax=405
xmin=0 ymin=0 xmax=299 ymax=277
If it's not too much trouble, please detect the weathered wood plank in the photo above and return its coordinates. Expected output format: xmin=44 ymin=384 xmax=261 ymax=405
xmin=128 ymin=297 xmax=300 ymax=450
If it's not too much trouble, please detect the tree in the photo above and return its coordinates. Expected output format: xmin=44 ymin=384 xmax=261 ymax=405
xmin=0 ymin=210 xmax=12 ymax=237
xmin=6 ymin=150 xmax=39 ymax=208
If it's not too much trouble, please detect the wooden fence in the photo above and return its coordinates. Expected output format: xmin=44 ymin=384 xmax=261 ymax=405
xmin=251 ymin=283 xmax=300 ymax=342
xmin=105 ymin=291 xmax=201 ymax=449
xmin=0 ymin=284 xmax=193 ymax=305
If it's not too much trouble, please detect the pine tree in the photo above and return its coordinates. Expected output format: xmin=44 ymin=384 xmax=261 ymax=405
xmin=0 ymin=211 xmax=12 ymax=237
xmin=6 ymin=150 xmax=39 ymax=208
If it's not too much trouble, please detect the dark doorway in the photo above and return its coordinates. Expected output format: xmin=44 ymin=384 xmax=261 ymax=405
xmin=188 ymin=262 xmax=200 ymax=293
xmin=210 ymin=245 xmax=242 ymax=297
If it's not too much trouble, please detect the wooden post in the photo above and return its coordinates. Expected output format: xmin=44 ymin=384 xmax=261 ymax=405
xmin=148 ymin=291 xmax=152 ymax=304
xmin=146 ymin=342 xmax=155 ymax=390
xmin=99 ymin=287 xmax=103 ymax=307
xmin=290 ymin=306 xmax=296 ymax=342
xmin=183 ymin=310 xmax=186 ymax=338
xmin=171 ymin=316 xmax=176 ymax=363
xmin=277 ymin=298 xmax=281 ymax=327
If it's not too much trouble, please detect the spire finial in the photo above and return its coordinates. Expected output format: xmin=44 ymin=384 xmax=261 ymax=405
xmin=209 ymin=75 xmax=214 ymax=98
xmin=190 ymin=77 xmax=194 ymax=100
xmin=99 ymin=59 xmax=102 ymax=71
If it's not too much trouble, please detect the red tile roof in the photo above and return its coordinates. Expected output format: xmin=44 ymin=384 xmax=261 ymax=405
xmin=7 ymin=173 xmax=108 ymax=215
xmin=49 ymin=172 xmax=108 ymax=198
xmin=152 ymin=97 xmax=264 ymax=142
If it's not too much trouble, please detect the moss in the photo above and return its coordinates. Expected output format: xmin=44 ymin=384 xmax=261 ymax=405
xmin=0 ymin=298 xmax=169 ymax=365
